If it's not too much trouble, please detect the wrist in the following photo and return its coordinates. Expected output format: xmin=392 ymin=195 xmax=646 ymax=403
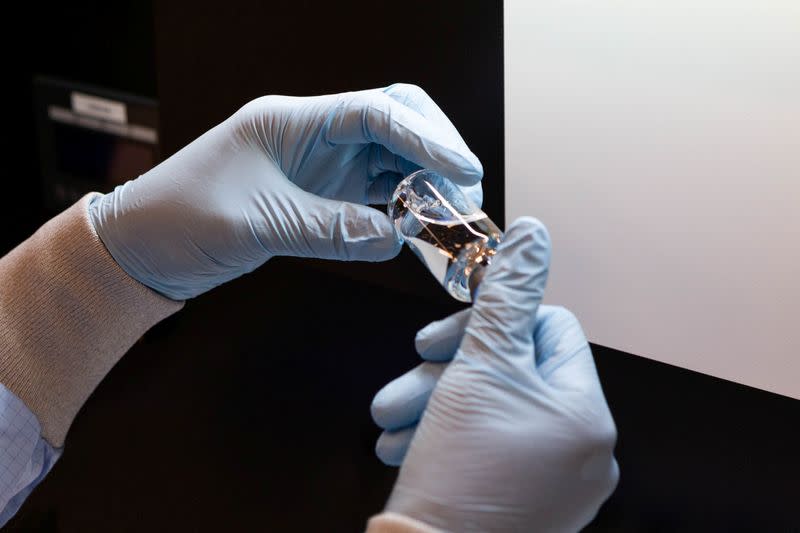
xmin=88 ymin=188 xmax=187 ymax=301
xmin=0 ymin=194 xmax=183 ymax=446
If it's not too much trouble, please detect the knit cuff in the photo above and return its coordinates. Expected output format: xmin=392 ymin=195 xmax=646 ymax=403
xmin=0 ymin=194 xmax=183 ymax=446
xmin=366 ymin=512 xmax=443 ymax=533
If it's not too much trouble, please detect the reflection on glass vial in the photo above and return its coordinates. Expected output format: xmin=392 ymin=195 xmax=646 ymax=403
xmin=388 ymin=169 xmax=503 ymax=302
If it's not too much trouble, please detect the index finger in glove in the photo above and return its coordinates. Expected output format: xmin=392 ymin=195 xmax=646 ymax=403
xmin=325 ymin=86 xmax=483 ymax=187
xmin=371 ymin=362 xmax=446 ymax=431
xmin=414 ymin=308 xmax=472 ymax=362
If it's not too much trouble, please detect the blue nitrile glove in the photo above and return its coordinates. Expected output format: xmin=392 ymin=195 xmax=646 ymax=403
xmin=89 ymin=84 xmax=483 ymax=300
xmin=370 ymin=218 xmax=619 ymax=532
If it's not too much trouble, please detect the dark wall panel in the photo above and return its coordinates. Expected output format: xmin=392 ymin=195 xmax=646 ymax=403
xmin=1 ymin=2 xmax=156 ymax=255
xmin=152 ymin=0 xmax=504 ymax=222
xmin=589 ymin=346 xmax=799 ymax=531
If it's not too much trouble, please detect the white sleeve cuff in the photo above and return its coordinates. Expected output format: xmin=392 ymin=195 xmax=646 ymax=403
xmin=366 ymin=512 xmax=443 ymax=533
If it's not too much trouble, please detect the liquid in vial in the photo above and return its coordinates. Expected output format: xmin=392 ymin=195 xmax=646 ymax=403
xmin=388 ymin=170 xmax=503 ymax=302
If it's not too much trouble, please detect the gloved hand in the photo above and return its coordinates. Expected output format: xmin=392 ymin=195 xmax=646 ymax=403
xmin=370 ymin=218 xmax=619 ymax=532
xmin=89 ymin=84 xmax=483 ymax=300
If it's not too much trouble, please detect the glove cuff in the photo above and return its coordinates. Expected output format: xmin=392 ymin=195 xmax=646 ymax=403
xmin=0 ymin=194 xmax=183 ymax=446
xmin=366 ymin=512 xmax=443 ymax=533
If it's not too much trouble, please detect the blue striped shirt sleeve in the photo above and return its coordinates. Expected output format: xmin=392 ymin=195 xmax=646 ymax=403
xmin=0 ymin=384 xmax=61 ymax=527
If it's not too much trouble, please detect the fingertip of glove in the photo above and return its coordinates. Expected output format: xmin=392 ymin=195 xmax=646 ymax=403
xmin=370 ymin=391 xmax=392 ymax=429
xmin=470 ymin=155 xmax=484 ymax=179
xmin=375 ymin=436 xmax=403 ymax=467
xmin=506 ymin=216 xmax=550 ymax=243
xmin=376 ymin=429 xmax=413 ymax=467
xmin=449 ymin=155 xmax=484 ymax=187
xmin=499 ymin=216 xmax=551 ymax=265
xmin=413 ymin=334 xmax=452 ymax=362
xmin=342 ymin=207 xmax=403 ymax=262
xmin=414 ymin=324 xmax=452 ymax=361
xmin=365 ymin=235 xmax=403 ymax=262
xmin=414 ymin=328 xmax=433 ymax=356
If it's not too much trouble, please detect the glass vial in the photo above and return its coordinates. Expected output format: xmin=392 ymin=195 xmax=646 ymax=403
xmin=388 ymin=169 xmax=503 ymax=302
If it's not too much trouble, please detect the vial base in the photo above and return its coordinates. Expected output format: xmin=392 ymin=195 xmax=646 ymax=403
xmin=402 ymin=215 xmax=501 ymax=302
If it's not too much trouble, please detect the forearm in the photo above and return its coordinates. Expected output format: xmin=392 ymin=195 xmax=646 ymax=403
xmin=0 ymin=194 xmax=183 ymax=447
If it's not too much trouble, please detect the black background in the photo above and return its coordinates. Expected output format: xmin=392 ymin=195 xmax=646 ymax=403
xmin=2 ymin=2 xmax=799 ymax=531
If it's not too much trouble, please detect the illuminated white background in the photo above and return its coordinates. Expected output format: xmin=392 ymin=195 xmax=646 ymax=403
xmin=505 ymin=0 xmax=800 ymax=399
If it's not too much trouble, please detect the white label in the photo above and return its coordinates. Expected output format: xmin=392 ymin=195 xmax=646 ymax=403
xmin=71 ymin=92 xmax=127 ymax=124
xmin=48 ymin=105 xmax=158 ymax=144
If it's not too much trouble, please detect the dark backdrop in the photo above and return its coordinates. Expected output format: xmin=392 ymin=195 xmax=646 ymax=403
xmin=0 ymin=3 xmax=156 ymax=255
xmin=3 ymin=2 xmax=799 ymax=532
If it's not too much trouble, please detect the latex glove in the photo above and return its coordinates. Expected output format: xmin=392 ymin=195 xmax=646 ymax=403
xmin=89 ymin=84 xmax=483 ymax=300
xmin=371 ymin=218 xmax=619 ymax=532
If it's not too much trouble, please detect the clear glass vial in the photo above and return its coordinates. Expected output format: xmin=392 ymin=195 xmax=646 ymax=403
xmin=388 ymin=169 xmax=503 ymax=302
